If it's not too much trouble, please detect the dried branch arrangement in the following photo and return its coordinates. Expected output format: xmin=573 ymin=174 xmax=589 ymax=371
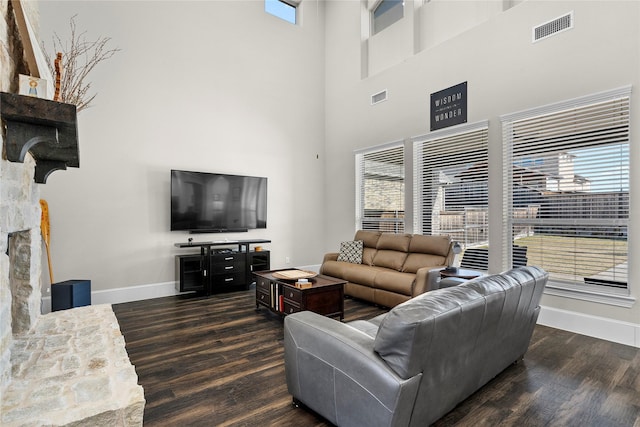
xmin=42 ymin=15 xmax=120 ymax=112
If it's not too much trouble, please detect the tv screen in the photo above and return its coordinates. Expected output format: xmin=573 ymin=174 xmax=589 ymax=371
xmin=171 ymin=170 xmax=267 ymax=232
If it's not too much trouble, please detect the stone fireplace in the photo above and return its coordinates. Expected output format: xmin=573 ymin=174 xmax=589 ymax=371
xmin=1 ymin=2 xmax=145 ymax=425
xmin=0 ymin=155 xmax=42 ymax=395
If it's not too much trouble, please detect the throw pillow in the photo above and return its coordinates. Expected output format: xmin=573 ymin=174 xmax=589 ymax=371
xmin=337 ymin=240 xmax=363 ymax=264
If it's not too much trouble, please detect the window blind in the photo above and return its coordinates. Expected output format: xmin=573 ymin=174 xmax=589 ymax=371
xmin=355 ymin=143 xmax=405 ymax=232
xmin=413 ymin=122 xmax=489 ymax=262
xmin=502 ymin=88 xmax=630 ymax=291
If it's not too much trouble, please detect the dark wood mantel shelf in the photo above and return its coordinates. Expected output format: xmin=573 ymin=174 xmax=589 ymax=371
xmin=0 ymin=92 xmax=79 ymax=183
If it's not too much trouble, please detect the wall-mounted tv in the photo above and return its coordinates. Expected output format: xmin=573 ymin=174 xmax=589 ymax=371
xmin=171 ymin=169 xmax=267 ymax=233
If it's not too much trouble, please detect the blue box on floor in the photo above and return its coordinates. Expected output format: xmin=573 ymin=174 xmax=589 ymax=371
xmin=51 ymin=280 xmax=91 ymax=311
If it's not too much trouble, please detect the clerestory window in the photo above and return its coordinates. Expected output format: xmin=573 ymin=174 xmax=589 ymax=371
xmin=372 ymin=0 xmax=404 ymax=35
xmin=265 ymin=0 xmax=297 ymax=25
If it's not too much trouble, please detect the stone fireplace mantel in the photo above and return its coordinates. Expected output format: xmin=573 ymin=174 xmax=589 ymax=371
xmin=0 ymin=92 xmax=79 ymax=183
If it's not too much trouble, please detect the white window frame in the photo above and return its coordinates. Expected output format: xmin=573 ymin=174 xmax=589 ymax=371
xmin=412 ymin=121 xmax=489 ymax=266
xmin=501 ymin=86 xmax=634 ymax=308
xmin=355 ymin=141 xmax=405 ymax=233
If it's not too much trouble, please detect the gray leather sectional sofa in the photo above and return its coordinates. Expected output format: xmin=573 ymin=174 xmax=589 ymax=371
xmin=284 ymin=266 xmax=548 ymax=427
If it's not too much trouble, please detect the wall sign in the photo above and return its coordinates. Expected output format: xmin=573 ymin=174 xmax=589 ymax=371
xmin=430 ymin=82 xmax=467 ymax=131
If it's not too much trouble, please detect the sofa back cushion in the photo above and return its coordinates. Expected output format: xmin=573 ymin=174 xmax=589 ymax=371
xmin=377 ymin=233 xmax=411 ymax=252
xmin=354 ymin=230 xmax=382 ymax=248
xmin=372 ymin=250 xmax=407 ymax=271
xmin=401 ymin=235 xmax=451 ymax=273
xmin=372 ymin=233 xmax=411 ymax=271
xmin=373 ymin=266 xmax=547 ymax=379
xmin=354 ymin=230 xmax=382 ymax=266
xmin=409 ymin=234 xmax=451 ymax=257
xmin=350 ymin=231 xmax=451 ymax=271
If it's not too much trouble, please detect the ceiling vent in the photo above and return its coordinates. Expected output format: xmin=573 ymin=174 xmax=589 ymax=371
xmin=533 ymin=12 xmax=573 ymax=43
xmin=371 ymin=90 xmax=388 ymax=105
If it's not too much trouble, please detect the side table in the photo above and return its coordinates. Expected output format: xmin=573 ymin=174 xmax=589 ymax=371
xmin=440 ymin=268 xmax=483 ymax=280
xmin=439 ymin=268 xmax=484 ymax=288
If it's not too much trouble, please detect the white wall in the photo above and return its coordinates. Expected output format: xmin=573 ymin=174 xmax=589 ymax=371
xmin=324 ymin=0 xmax=639 ymax=339
xmin=38 ymin=1 xmax=326 ymax=295
xmin=37 ymin=0 xmax=639 ymax=345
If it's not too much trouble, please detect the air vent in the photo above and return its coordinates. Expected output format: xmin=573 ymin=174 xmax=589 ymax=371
xmin=371 ymin=90 xmax=388 ymax=105
xmin=533 ymin=12 xmax=573 ymax=42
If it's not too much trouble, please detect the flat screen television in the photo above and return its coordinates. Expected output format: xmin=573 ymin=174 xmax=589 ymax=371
xmin=171 ymin=169 xmax=267 ymax=233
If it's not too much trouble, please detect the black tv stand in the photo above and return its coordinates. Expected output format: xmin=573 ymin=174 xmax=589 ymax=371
xmin=174 ymin=239 xmax=271 ymax=295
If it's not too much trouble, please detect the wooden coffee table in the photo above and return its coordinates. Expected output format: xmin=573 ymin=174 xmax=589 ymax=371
xmin=254 ymin=269 xmax=345 ymax=320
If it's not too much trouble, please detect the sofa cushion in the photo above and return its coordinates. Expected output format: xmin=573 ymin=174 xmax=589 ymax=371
xmin=343 ymin=264 xmax=388 ymax=287
xmin=373 ymin=270 xmax=415 ymax=296
xmin=402 ymin=253 xmax=446 ymax=273
xmin=323 ymin=261 xmax=387 ymax=287
xmin=373 ymin=285 xmax=484 ymax=379
xmin=409 ymin=234 xmax=451 ymax=257
xmin=354 ymin=230 xmax=382 ymax=265
xmin=372 ymin=250 xmax=408 ymax=271
xmin=337 ymin=240 xmax=363 ymax=264
xmin=320 ymin=260 xmax=350 ymax=279
xmin=377 ymin=233 xmax=411 ymax=252
xmin=361 ymin=247 xmax=377 ymax=266
xmin=354 ymin=230 xmax=382 ymax=249
xmin=347 ymin=320 xmax=380 ymax=338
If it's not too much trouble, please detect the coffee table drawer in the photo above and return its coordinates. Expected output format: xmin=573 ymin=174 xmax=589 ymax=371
xmin=283 ymin=299 xmax=301 ymax=315
xmin=256 ymin=277 xmax=270 ymax=292
xmin=283 ymin=286 xmax=302 ymax=303
xmin=256 ymin=289 xmax=270 ymax=306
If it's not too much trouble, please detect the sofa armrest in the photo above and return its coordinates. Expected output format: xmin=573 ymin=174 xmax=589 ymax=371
xmin=322 ymin=252 xmax=339 ymax=263
xmin=284 ymin=311 xmax=421 ymax=427
xmin=413 ymin=266 xmax=446 ymax=295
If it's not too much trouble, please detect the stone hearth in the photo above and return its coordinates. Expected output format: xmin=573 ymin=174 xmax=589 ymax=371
xmin=1 ymin=305 xmax=145 ymax=426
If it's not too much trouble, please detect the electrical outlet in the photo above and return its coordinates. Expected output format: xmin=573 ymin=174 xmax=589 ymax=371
xmin=285 ymin=257 xmax=291 ymax=264
xmin=46 ymin=287 xmax=50 ymax=294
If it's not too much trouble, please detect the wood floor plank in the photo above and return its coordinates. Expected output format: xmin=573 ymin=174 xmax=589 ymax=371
xmin=113 ymin=288 xmax=640 ymax=426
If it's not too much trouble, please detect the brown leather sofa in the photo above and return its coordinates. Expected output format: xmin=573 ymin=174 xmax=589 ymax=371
xmin=320 ymin=230 xmax=454 ymax=307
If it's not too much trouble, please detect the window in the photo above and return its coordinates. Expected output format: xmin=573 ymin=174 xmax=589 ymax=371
xmin=502 ymin=87 xmax=630 ymax=295
xmin=265 ymin=0 xmax=297 ymax=25
xmin=356 ymin=143 xmax=405 ymax=232
xmin=413 ymin=122 xmax=489 ymax=264
xmin=372 ymin=0 xmax=404 ymax=35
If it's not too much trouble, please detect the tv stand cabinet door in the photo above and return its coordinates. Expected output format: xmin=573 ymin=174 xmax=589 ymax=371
xmin=248 ymin=251 xmax=270 ymax=287
xmin=176 ymin=255 xmax=204 ymax=292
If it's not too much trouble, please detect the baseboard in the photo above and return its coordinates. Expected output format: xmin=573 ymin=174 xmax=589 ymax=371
xmin=41 ymin=281 xmax=182 ymax=314
xmin=40 ymin=267 xmax=326 ymax=314
xmin=538 ymin=305 xmax=640 ymax=348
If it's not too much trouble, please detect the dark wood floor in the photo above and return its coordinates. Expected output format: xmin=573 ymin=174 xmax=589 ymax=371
xmin=113 ymin=288 xmax=640 ymax=427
